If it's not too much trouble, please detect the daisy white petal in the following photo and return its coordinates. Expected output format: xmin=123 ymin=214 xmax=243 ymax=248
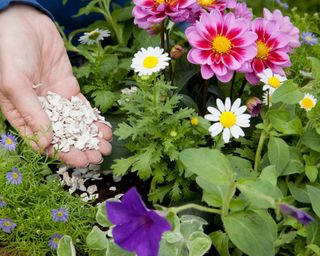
xmin=79 ymin=28 xmax=110 ymax=45
xmin=216 ymin=99 xmax=225 ymax=112
xmin=234 ymin=106 xmax=247 ymax=115
xmin=230 ymin=125 xmax=244 ymax=139
xmin=209 ymin=123 xmax=223 ymax=136
xmin=231 ymin=98 xmax=241 ymax=112
xmin=258 ymin=69 xmax=286 ymax=92
xmin=223 ymin=128 xmax=231 ymax=143
xmin=225 ymin=97 xmax=231 ymax=111
xmin=205 ymin=114 xmax=220 ymax=122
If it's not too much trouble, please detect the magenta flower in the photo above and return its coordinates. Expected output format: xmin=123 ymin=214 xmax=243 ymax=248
xmin=106 ymin=187 xmax=171 ymax=256
xmin=132 ymin=0 xmax=195 ymax=29
xmin=186 ymin=10 xmax=257 ymax=82
xmin=234 ymin=2 xmax=253 ymax=21
xmin=279 ymin=204 xmax=313 ymax=225
xmin=263 ymin=9 xmax=300 ymax=52
xmin=196 ymin=0 xmax=236 ymax=12
xmin=244 ymin=18 xmax=291 ymax=84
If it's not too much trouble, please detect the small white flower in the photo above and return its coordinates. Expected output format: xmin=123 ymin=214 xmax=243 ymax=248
xmin=262 ymin=91 xmax=274 ymax=107
xmin=299 ymin=93 xmax=317 ymax=111
xmin=131 ymin=47 xmax=170 ymax=76
xmin=204 ymin=98 xmax=251 ymax=143
xmin=258 ymin=68 xmax=287 ymax=93
xmin=79 ymin=28 xmax=110 ymax=45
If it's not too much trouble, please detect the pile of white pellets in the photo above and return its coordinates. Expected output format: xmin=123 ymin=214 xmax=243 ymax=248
xmin=38 ymin=91 xmax=111 ymax=153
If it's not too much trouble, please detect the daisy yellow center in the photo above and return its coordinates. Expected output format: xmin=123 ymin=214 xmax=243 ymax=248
xmin=301 ymin=97 xmax=315 ymax=109
xmin=88 ymin=31 xmax=100 ymax=40
xmin=12 ymin=173 xmax=19 ymax=179
xmin=219 ymin=112 xmax=236 ymax=128
xmin=191 ymin=117 xmax=199 ymax=126
xmin=143 ymin=56 xmax=159 ymax=69
xmin=154 ymin=0 xmax=176 ymax=5
xmin=6 ymin=139 xmax=12 ymax=145
xmin=53 ymin=238 xmax=60 ymax=244
xmin=57 ymin=212 xmax=63 ymax=217
xmin=268 ymin=76 xmax=281 ymax=88
xmin=198 ymin=0 xmax=214 ymax=7
xmin=306 ymin=36 xmax=312 ymax=41
xmin=256 ymin=41 xmax=270 ymax=60
xmin=212 ymin=36 xmax=232 ymax=54
xmin=4 ymin=221 xmax=11 ymax=227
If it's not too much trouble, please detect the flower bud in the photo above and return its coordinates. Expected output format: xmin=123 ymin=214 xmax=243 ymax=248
xmin=246 ymin=97 xmax=262 ymax=117
xmin=146 ymin=24 xmax=162 ymax=35
xmin=170 ymin=130 xmax=177 ymax=137
xmin=170 ymin=45 xmax=184 ymax=59
xmin=191 ymin=117 xmax=199 ymax=126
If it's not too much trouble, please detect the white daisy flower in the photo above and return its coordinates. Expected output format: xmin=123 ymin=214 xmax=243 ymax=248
xmin=204 ymin=98 xmax=251 ymax=143
xmin=299 ymin=93 xmax=317 ymax=111
xmin=258 ymin=68 xmax=287 ymax=93
xmin=131 ymin=47 xmax=170 ymax=76
xmin=262 ymin=91 xmax=273 ymax=107
xmin=79 ymin=28 xmax=110 ymax=45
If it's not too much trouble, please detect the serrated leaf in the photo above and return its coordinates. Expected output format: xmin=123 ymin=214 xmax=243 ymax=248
xmin=92 ymin=90 xmax=117 ymax=113
xmin=111 ymin=156 xmax=136 ymax=176
xmin=86 ymin=226 xmax=109 ymax=250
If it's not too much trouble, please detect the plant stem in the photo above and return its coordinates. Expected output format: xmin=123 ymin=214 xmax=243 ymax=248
xmin=237 ymin=78 xmax=247 ymax=99
xmin=153 ymin=79 xmax=157 ymax=112
xmin=164 ymin=24 xmax=173 ymax=82
xmin=254 ymin=124 xmax=272 ymax=172
xmin=171 ymin=203 xmax=221 ymax=215
xmin=160 ymin=21 xmax=165 ymax=50
xmin=230 ymin=74 xmax=236 ymax=100
xmin=201 ymin=79 xmax=209 ymax=115
xmin=221 ymin=182 xmax=236 ymax=217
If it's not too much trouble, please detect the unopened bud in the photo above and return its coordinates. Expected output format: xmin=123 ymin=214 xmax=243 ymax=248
xmin=146 ymin=24 xmax=162 ymax=35
xmin=170 ymin=130 xmax=177 ymax=137
xmin=191 ymin=117 xmax=199 ymax=126
xmin=246 ymin=97 xmax=262 ymax=117
xmin=170 ymin=45 xmax=184 ymax=59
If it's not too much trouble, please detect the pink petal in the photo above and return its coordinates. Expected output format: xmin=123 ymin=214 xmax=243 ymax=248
xmin=216 ymin=70 xmax=234 ymax=83
xmin=222 ymin=54 xmax=241 ymax=70
xmin=201 ymin=64 xmax=215 ymax=79
xmin=188 ymin=48 xmax=214 ymax=65
xmin=185 ymin=27 xmax=212 ymax=50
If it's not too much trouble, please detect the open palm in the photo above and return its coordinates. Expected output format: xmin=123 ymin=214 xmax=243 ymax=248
xmin=0 ymin=5 xmax=112 ymax=167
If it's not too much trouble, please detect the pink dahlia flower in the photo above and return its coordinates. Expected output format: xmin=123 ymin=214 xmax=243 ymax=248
xmin=244 ymin=18 xmax=291 ymax=85
xmin=186 ymin=10 xmax=257 ymax=82
xmin=263 ymin=8 xmax=300 ymax=52
xmin=195 ymin=0 xmax=236 ymax=12
xmin=132 ymin=0 xmax=195 ymax=29
xmin=234 ymin=2 xmax=253 ymax=21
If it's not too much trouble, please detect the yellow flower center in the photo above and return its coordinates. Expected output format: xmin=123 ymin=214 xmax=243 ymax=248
xmin=57 ymin=212 xmax=63 ymax=217
xmin=198 ymin=0 xmax=215 ymax=7
xmin=154 ymin=0 xmax=176 ymax=5
xmin=12 ymin=173 xmax=19 ymax=179
xmin=4 ymin=221 xmax=11 ymax=227
xmin=53 ymin=238 xmax=60 ymax=244
xmin=143 ymin=56 xmax=159 ymax=69
xmin=6 ymin=139 xmax=12 ymax=145
xmin=219 ymin=112 xmax=236 ymax=128
xmin=191 ymin=117 xmax=199 ymax=126
xmin=88 ymin=31 xmax=100 ymax=40
xmin=306 ymin=36 xmax=312 ymax=41
xmin=268 ymin=76 xmax=281 ymax=88
xmin=301 ymin=97 xmax=315 ymax=109
xmin=256 ymin=41 xmax=270 ymax=60
xmin=212 ymin=36 xmax=232 ymax=54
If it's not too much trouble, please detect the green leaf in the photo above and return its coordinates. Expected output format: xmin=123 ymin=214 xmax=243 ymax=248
xmin=111 ymin=156 xmax=136 ymax=176
xmin=180 ymin=215 xmax=207 ymax=239
xmin=281 ymin=147 xmax=304 ymax=176
xmin=302 ymin=128 xmax=320 ymax=152
xmin=223 ymin=211 xmax=275 ymax=256
xmin=227 ymin=155 xmax=253 ymax=179
xmin=268 ymin=137 xmax=290 ymax=175
xmin=57 ymin=235 xmax=76 ymax=256
xmin=308 ymin=57 xmax=320 ymax=80
xmin=106 ymin=241 xmax=135 ymax=256
xmin=210 ymin=231 xmax=230 ymax=256
xmin=86 ymin=226 xmax=109 ymax=250
xmin=306 ymin=244 xmax=320 ymax=256
xmin=260 ymin=165 xmax=277 ymax=186
xmin=179 ymin=148 xmax=234 ymax=186
xmin=237 ymin=178 xmax=282 ymax=209
xmin=274 ymin=231 xmax=297 ymax=247
xmin=288 ymin=182 xmax=310 ymax=203
xmin=196 ymin=177 xmax=227 ymax=207
xmin=271 ymin=80 xmax=303 ymax=104
xmin=96 ymin=202 xmax=111 ymax=227
xmin=306 ymin=185 xmax=320 ymax=218
xmin=306 ymin=165 xmax=318 ymax=183
xmin=100 ymin=55 xmax=119 ymax=75
xmin=92 ymin=90 xmax=117 ymax=113
xmin=267 ymin=110 xmax=303 ymax=135
xmin=187 ymin=231 xmax=212 ymax=256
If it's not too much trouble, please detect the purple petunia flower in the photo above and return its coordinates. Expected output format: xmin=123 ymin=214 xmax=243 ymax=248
xmin=49 ymin=234 xmax=63 ymax=250
xmin=51 ymin=207 xmax=69 ymax=222
xmin=301 ymin=32 xmax=318 ymax=46
xmin=279 ymin=203 xmax=314 ymax=225
xmin=276 ymin=0 xmax=288 ymax=9
xmin=0 ymin=133 xmax=17 ymax=151
xmin=246 ymin=97 xmax=262 ymax=117
xmin=0 ymin=197 xmax=6 ymax=208
xmin=0 ymin=218 xmax=16 ymax=233
xmin=6 ymin=167 xmax=23 ymax=185
xmin=106 ymin=187 xmax=171 ymax=256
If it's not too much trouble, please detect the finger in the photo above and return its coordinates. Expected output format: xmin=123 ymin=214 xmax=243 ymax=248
xmin=98 ymin=139 xmax=112 ymax=156
xmin=1 ymin=75 xmax=52 ymax=149
xmin=95 ymin=122 xmax=113 ymax=141
xmin=84 ymin=150 xmax=103 ymax=164
xmin=46 ymin=146 xmax=89 ymax=168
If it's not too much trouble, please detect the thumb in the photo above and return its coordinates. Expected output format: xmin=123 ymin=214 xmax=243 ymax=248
xmin=2 ymin=76 xmax=52 ymax=149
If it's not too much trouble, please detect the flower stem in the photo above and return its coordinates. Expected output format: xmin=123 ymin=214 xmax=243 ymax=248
xmin=221 ymin=182 xmax=236 ymax=217
xmin=230 ymin=73 xmax=236 ymax=100
xmin=160 ymin=21 xmax=165 ymax=50
xmin=153 ymin=79 xmax=157 ymax=112
xmin=254 ymin=124 xmax=272 ymax=172
xmin=171 ymin=203 xmax=221 ymax=215
xmin=201 ymin=79 xmax=209 ymax=115
xmin=237 ymin=77 xmax=247 ymax=99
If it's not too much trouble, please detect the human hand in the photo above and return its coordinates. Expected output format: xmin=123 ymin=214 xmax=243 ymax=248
xmin=0 ymin=5 xmax=112 ymax=167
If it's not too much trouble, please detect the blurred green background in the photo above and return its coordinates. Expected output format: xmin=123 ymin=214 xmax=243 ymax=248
xmin=247 ymin=0 xmax=319 ymax=14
